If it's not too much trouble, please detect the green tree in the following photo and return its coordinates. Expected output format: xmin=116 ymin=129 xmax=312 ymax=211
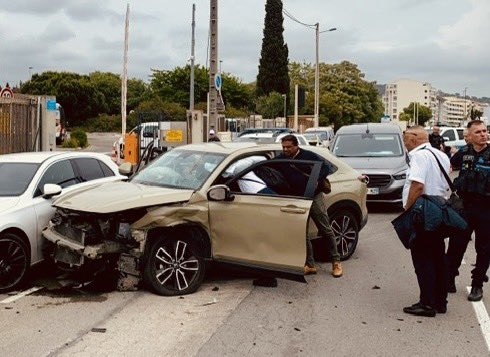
xmin=400 ymin=102 xmax=433 ymax=126
xmin=289 ymin=61 xmax=383 ymax=129
xmin=470 ymin=107 xmax=483 ymax=120
xmin=256 ymin=0 xmax=290 ymax=98
xmin=256 ymin=91 xmax=284 ymax=118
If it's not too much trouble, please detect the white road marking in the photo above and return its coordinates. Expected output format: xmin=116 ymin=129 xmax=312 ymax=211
xmin=0 ymin=286 xmax=43 ymax=304
xmin=467 ymin=286 xmax=490 ymax=352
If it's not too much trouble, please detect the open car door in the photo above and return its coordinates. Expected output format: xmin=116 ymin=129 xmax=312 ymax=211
xmin=207 ymin=159 xmax=322 ymax=281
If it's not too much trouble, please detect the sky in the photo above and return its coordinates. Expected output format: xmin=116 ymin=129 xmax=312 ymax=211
xmin=0 ymin=0 xmax=488 ymax=97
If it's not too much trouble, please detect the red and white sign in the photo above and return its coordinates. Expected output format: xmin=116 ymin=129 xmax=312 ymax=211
xmin=0 ymin=87 xmax=13 ymax=98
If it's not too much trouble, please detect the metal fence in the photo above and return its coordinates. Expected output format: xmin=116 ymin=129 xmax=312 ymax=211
xmin=0 ymin=96 xmax=39 ymax=155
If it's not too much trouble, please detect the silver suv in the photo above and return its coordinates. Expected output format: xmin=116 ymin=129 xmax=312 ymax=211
xmin=330 ymin=123 xmax=408 ymax=204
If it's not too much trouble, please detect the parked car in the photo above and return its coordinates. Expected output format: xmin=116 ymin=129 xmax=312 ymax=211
xmin=43 ymin=143 xmax=367 ymax=296
xmin=236 ymin=127 xmax=295 ymax=138
xmin=330 ymin=123 xmax=408 ymax=204
xmin=426 ymin=127 xmax=466 ymax=154
xmin=304 ymin=127 xmax=335 ymax=148
xmin=0 ymin=152 xmax=124 ymax=292
xmin=235 ymin=133 xmax=309 ymax=146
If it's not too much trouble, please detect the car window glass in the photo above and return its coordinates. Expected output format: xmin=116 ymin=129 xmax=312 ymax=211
xmin=73 ymin=158 xmax=105 ymax=181
xmin=35 ymin=160 xmax=78 ymax=197
xmin=332 ymin=134 xmax=403 ymax=157
xmin=228 ymin=160 xmax=314 ymax=198
xmin=99 ymin=161 xmax=115 ymax=177
xmin=0 ymin=163 xmax=40 ymax=197
xmin=443 ymin=130 xmax=455 ymax=141
xmin=131 ymin=149 xmax=226 ymax=190
xmin=457 ymin=129 xmax=464 ymax=140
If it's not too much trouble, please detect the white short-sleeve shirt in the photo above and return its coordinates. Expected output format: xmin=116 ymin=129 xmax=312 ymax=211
xmin=402 ymin=143 xmax=451 ymax=207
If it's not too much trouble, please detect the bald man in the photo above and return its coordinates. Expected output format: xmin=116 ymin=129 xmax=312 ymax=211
xmin=401 ymin=126 xmax=451 ymax=317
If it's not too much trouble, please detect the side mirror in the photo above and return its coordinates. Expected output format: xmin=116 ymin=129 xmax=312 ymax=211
xmin=207 ymin=184 xmax=235 ymax=202
xmin=119 ymin=162 xmax=134 ymax=176
xmin=43 ymin=183 xmax=62 ymax=199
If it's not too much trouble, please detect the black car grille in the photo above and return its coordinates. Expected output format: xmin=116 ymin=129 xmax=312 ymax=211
xmin=365 ymin=174 xmax=392 ymax=188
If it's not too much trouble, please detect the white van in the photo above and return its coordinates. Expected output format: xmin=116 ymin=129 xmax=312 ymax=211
xmin=304 ymin=126 xmax=335 ymax=148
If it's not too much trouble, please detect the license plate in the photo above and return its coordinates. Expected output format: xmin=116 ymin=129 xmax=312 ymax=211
xmin=367 ymin=187 xmax=379 ymax=195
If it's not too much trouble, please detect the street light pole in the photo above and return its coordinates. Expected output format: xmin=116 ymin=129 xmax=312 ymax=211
xmin=314 ymin=26 xmax=337 ymax=127
xmin=282 ymin=94 xmax=287 ymax=121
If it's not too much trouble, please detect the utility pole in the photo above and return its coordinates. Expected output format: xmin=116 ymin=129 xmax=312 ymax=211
xmin=314 ymin=23 xmax=320 ymax=128
xmin=463 ymin=87 xmax=467 ymax=121
xmin=189 ymin=3 xmax=196 ymax=111
xmin=208 ymin=0 xmax=219 ymax=132
xmin=314 ymin=25 xmax=336 ymax=128
xmin=294 ymin=84 xmax=298 ymax=131
xmin=121 ymin=3 xmax=130 ymax=139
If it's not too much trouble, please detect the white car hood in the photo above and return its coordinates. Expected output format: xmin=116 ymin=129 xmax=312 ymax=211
xmin=53 ymin=181 xmax=194 ymax=214
xmin=0 ymin=197 xmax=20 ymax=214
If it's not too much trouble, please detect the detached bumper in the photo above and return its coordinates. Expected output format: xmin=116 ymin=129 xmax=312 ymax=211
xmin=42 ymin=224 xmax=126 ymax=266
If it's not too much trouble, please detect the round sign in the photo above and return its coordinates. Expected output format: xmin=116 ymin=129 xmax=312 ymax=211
xmin=214 ymin=74 xmax=222 ymax=91
xmin=0 ymin=87 xmax=13 ymax=98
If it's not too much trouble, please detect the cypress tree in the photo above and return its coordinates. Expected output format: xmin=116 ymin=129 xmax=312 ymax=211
xmin=256 ymin=0 xmax=290 ymax=97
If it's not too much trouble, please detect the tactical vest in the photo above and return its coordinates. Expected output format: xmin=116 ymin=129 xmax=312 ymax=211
xmin=454 ymin=145 xmax=490 ymax=198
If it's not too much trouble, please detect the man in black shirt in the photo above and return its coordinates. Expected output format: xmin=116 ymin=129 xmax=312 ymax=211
xmin=446 ymin=120 xmax=490 ymax=301
xmin=277 ymin=135 xmax=342 ymax=277
xmin=429 ymin=126 xmax=446 ymax=152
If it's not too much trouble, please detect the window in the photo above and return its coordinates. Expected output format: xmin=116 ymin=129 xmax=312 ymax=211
xmin=35 ymin=160 xmax=78 ymax=197
xmin=0 ymin=163 xmax=40 ymax=197
xmin=332 ymin=134 xmax=403 ymax=157
xmin=100 ymin=161 xmax=116 ymax=177
xmin=73 ymin=158 xmax=106 ymax=181
xmin=442 ymin=130 xmax=455 ymax=141
xmin=457 ymin=129 xmax=465 ymax=140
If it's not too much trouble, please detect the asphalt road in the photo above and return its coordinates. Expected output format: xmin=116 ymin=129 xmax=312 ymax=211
xmin=2 ymin=133 xmax=485 ymax=356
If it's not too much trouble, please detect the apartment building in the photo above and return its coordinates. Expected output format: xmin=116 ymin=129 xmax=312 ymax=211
xmin=383 ymin=79 xmax=437 ymax=121
xmin=442 ymin=96 xmax=485 ymax=126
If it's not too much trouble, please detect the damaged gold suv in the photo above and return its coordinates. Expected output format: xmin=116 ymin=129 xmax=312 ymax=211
xmin=43 ymin=142 xmax=367 ymax=296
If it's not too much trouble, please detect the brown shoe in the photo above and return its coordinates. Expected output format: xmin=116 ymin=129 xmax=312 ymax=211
xmin=332 ymin=261 xmax=343 ymax=278
xmin=304 ymin=264 xmax=317 ymax=275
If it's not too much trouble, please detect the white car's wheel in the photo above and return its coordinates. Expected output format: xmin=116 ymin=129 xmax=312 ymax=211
xmin=0 ymin=233 xmax=30 ymax=293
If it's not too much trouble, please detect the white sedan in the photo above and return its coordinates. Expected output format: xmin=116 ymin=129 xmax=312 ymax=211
xmin=0 ymin=151 xmax=124 ymax=292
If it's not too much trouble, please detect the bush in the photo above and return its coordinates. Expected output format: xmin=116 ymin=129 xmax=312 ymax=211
xmin=70 ymin=129 xmax=88 ymax=148
xmin=61 ymin=138 xmax=80 ymax=148
xmin=83 ymin=114 xmax=122 ymax=132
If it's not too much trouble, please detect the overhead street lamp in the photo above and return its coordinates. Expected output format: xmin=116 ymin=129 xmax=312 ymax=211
xmin=314 ymin=25 xmax=337 ymax=127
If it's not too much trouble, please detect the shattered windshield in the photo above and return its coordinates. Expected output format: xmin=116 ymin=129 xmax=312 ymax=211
xmin=131 ymin=149 xmax=226 ymax=189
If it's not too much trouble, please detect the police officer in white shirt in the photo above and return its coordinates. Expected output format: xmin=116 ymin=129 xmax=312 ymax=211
xmin=401 ymin=126 xmax=451 ymax=317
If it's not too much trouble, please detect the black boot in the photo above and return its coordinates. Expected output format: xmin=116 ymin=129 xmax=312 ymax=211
xmin=468 ymin=286 xmax=483 ymax=302
xmin=447 ymin=276 xmax=456 ymax=293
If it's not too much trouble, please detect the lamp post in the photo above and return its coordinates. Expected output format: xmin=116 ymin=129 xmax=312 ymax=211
xmin=282 ymin=94 xmax=287 ymax=122
xmin=314 ymin=25 xmax=336 ymax=127
xmin=28 ymin=66 xmax=33 ymax=79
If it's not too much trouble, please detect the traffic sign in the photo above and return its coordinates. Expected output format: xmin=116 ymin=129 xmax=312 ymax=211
xmin=0 ymin=87 xmax=13 ymax=98
xmin=214 ymin=74 xmax=222 ymax=91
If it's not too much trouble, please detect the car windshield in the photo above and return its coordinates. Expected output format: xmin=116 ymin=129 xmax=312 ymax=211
xmin=305 ymin=131 xmax=328 ymax=140
xmin=332 ymin=133 xmax=403 ymax=157
xmin=0 ymin=163 xmax=40 ymax=196
xmin=131 ymin=149 xmax=226 ymax=189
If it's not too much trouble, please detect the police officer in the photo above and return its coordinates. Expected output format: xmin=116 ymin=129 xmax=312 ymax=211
xmin=446 ymin=120 xmax=490 ymax=301
xmin=429 ymin=126 xmax=446 ymax=152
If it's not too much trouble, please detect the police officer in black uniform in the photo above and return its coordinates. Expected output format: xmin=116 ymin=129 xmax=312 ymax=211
xmin=446 ymin=120 xmax=490 ymax=301
xmin=429 ymin=126 xmax=446 ymax=152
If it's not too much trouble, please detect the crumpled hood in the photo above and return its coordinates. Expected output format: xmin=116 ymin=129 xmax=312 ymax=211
xmin=52 ymin=181 xmax=194 ymax=213
xmin=0 ymin=197 xmax=20 ymax=214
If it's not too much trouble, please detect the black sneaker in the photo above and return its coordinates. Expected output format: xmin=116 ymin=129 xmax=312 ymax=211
xmin=468 ymin=287 xmax=483 ymax=302
xmin=403 ymin=303 xmax=436 ymax=317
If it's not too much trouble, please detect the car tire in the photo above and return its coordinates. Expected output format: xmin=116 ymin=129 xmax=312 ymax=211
xmin=0 ymin=233 xmax=30 ymax=293
xmin=313 ymin=209 xmax=359 ymax=262
xmin=143 ymin=236 xmax=205 ymax=296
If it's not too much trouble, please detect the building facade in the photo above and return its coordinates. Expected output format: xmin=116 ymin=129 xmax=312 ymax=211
xmin=441 ymin=97 xmax=486 ymax=126
xmin=383 ymin=79 xmax=437 ymax=121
